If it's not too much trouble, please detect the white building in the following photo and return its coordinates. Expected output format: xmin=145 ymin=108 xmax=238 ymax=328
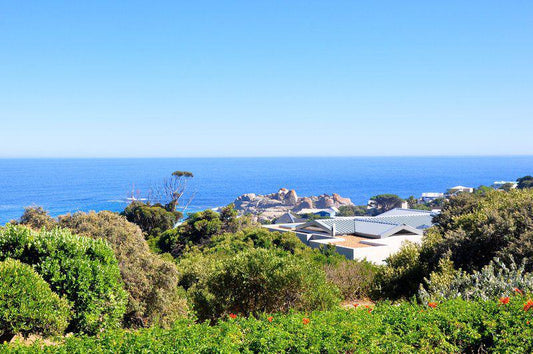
xmin=264 ymin=208 xmax=437 ymax=265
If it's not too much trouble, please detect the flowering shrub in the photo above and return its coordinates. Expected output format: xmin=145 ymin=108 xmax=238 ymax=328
xmin=4 ymin=298 xmax=533 ymax=352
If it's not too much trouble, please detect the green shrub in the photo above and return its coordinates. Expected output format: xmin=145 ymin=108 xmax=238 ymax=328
xmin=324 ymin=259 xmax=377 ymax=301
xmin=122 ymin=202 xmax=180 ymax=239
xmin=6 ymin=297 xmax=533 ymax=352
xmin=158 ymin=205 xmax=256 ymax=257
xmin=0 ymin=225 xmax=127 ymax=334
xmin=58 ymin=211 xmax=187 ymax=328
xmin=0 ymin=259 xmax=70 ymax=342
xmin=419 ymin=257 xmax=533 ymax=302
xmin=375 ymin=241 xmax=425 ymax=299
xmin=188 ymin=248 xmax=340 ymax=321
xmin=428 ymin=189 xmax=533 ymax=273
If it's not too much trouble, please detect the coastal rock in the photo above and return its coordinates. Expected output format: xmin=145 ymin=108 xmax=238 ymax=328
xmin=333 ymin=193 xmax=352 ymax=205
xmin=231 ymin=188 xmax=353 ymax=221
xmin=294 ymin=197 xmax=314 ymax=211
xmin=285 ymin=190 xmax=298 ymax=205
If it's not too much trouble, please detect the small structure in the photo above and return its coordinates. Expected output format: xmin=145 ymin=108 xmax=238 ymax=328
xmin=296 ymin=207 xmax=339 ymax=218
xmin=274 ymin=212 xmax=305 ymax=224
xmin=492 ymin=181 xmax=517 ymax=190
xmin=447 ymin=186 xmax=474 ymax=195
xmin=421 ymin=192 xmax=444 ymax=203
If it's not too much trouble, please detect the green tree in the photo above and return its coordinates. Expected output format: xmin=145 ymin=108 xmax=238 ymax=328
xmin=370 ymin=194 xmax=404 ymax=213
xmin=517 ymin=175 xmax=533 ymax=189
xmin=158 ymin=205 xmax=255 ymax=258
xmin=337 ymin=205 xmax=368 ymax=216
xmin=122 ymin=202 xmax=180 ymax=239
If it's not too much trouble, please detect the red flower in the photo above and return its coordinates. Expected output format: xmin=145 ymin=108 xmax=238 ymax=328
xmin=267 ymin=316 xmax=273 ymax=323
xmin=229 ymin=313 xmax=237 ymax=319
xmin=514 ymin=288 xmax=524 ymax=295
xmin=353 ymin=303 xmax=359 ymax=308
xmin=524 ymin=300 xmax=533 ymax=312
xmin=499 ymin=297 xmax=510 ymax=305
xmin=428 ymin=302 xmax=438 ymax=308
xmin=368 ymin=309 xmax=373 ymax=314
xmin=302 ymin=318 xmax=310 ymax=325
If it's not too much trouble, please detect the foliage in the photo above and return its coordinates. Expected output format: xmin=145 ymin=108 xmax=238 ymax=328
xmin=376 ymin=188 xmax=533 ymax=300
xmin=0 ymin=225 xmax=127 ymax=334
xmin=186 ymin=248 xmax=340 ymax=321
xmin=158 ymin=204 xmax=256 ymax=257
xmin=6 ymin=298 xmax=533 ymax=353
xmin=324 ymin=259 xmax=377 ymax=300
xmin=517 ymin=175 xmax=533 ymax=189
xmin=337 ymin=205 xmax=368 ymax=216
xmin=374 ymin=241 xmax=425 ymax=299
xmin=419 ymin=257 xmax=533 ymax=302
xmin=428 ymin=189 xmax=533 ymax=273
xmin=199 ymin=227 xmax=309 ymax=257
xmin=369 ymin=194 xmax=404 ymax=212
xmin=0 ymin=259 xmax=70 ymax=342
xmin=122 ymin=202 xmax=180 ymax=239
xmin=16 ymin=206 xmax=56 ymax=230
xmin=58 ymin=211 xmax=187 ymax=328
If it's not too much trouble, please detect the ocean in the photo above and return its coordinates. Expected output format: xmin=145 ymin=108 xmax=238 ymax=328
xmin=1 ymin=156 xmax=532 ymax=225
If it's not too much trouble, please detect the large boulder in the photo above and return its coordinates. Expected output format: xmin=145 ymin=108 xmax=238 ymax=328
xmin=285 ymin=190 xmax=298 ymax=205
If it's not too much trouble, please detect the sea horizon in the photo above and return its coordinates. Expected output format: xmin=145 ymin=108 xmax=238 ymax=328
xmin=1 ymin=155 xmax=532 ymax=224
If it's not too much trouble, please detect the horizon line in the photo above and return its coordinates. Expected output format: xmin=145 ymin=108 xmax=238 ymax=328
xmin=1 ymin=154 xmax=533 ymax=159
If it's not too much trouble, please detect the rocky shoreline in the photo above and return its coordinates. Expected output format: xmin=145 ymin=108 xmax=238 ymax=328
xmin=232 ymin=188 xmax=354 ymax=222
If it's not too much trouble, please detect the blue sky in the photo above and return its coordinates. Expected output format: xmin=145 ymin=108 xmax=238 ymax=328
xmin=0 ymin=1 xmax=532 ymax=157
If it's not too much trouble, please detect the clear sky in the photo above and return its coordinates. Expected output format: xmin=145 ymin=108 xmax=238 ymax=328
xmin=1 ymin=1 xmax=532 ymax=157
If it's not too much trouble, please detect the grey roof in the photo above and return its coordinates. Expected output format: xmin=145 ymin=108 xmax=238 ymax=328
xmin=295 ymin=209 xmax=437 ymax=238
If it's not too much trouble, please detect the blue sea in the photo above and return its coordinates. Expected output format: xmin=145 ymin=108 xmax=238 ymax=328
xmin=1 ymin=156 xmax=533 ymax=225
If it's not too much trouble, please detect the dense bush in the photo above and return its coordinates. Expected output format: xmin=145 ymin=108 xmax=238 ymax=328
xmin=58 ymin=211 xmax=187 ymax=328
xmin=324 ymin=259 xmax=377 ymax=300
xmin=186 ymin=248 xmax=340 ymax=321
xmin=16 ymin=206 xmax=56 ymax=230
xmin=428 ymin=189 xmax=533 ymax=272
xmin=377 ymin=189 xmax=533 ymax=299
xmin=122 ymin=202 xmax=180 ymax=239
xmin=199 ymin=227 xmax=309 ymax=256
xmin=419 ymin=257 xmax=533 ymax=302
xmin=158 ymin=205 xmax=256 ymax=257
xmin=0 ymin=225 xmax=127 ymax=334
xmin=5 ymin=297 xmax=533 ymax=352
xmin=374 ymin=241 xmax=425 ymax=299
xmin=337 ymin=205 xmax=368 ymax=216
xmin=0 ymin=259 xmax=70 ymax=342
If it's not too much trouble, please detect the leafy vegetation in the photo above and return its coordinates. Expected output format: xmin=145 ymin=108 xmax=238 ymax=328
xmin=188 ymin=248 xmax=340 ymax=321
xmin=5 ymin=181 xmax=533 ymax=350
xmin=337 ymin=205 xmax=368 ymax=216
xmin=0 ymin=225 xmax=127 ymax=334
xmin=5 ymin=296 xmax=533 ymax=352
xmin=58 ymin=211 xmax=187 ymax=328
xmin=122 ymin=202 xmax=180 ymax=239
xmin=0 ymin=259 xmax=70 ymax=342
